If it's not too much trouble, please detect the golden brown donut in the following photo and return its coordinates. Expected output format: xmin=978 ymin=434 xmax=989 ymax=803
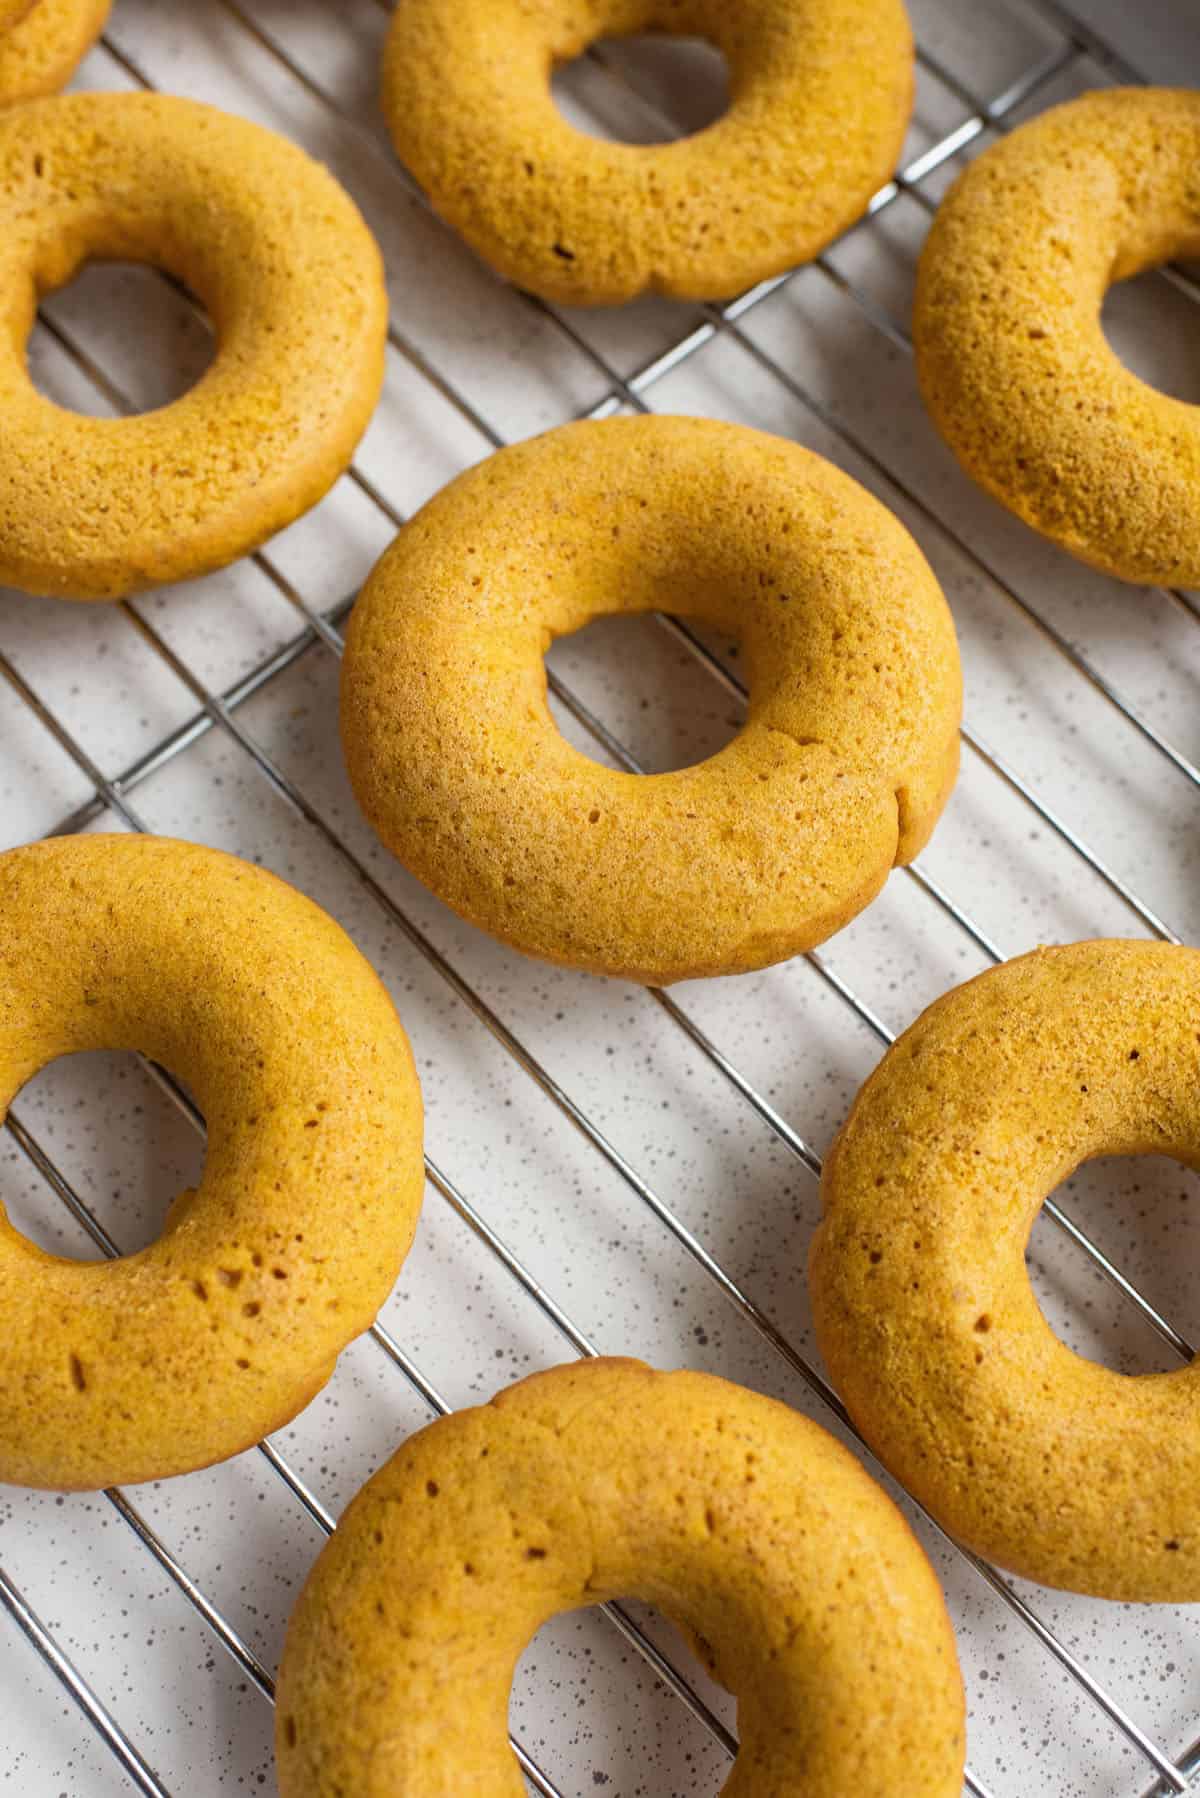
xmin=810 ymin=940 xmax=1200 ymax=1602
xmin=0 ymin=1 xmax=36 ymax=34
xmin=341 ymin=415 xmax=962 ymax=984
xmin=381 ymin=0 xmax=914 ymax=305
xmin=275 ymin=1358 xmax=966 ymax=1796
xmin=0 ymin=834 xmax=424 ymax=1491
xmin=914 ymin=87 xmax=1200 ymax=586
xmin=0 ymin=0 xmax=110 ymax=107
xmin=0 ymin=91 xmax=387 ymax=600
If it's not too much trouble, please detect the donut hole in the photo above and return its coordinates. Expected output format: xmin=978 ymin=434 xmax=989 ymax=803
xmin=512 ymin=1600 xmax=731 ymax=1790
xmin=32 ymin=260 xmax=215 ymax=417
xmin=545 ymin=613 xmax=742 ymax=772
xmin=1101 ymin=265 xmax=1200 ymax=405
xmin=551 ymin=35 xmax=729 ymax=145
xmin=1026 ymin=1153 xmax=1200 ymax=1376
xmin=0 ymin=1050 xmax=205 ymax=1259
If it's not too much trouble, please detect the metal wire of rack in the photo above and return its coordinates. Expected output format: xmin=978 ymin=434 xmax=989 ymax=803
xmin=0 ymin=0 xmax=1197 ymax=1793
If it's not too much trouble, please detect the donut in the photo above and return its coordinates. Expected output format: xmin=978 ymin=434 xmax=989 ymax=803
xmin=0 ymin=0 xmax=110 ymax=107
xmin=809 ymin=939 xmax=1200 ymax=1602
xmin=340 ymin=416 xmax=962 ymax=984
xmin=0 ymin=91 xmax=387 ymax=601
xmin=275 ymin=1358 xmax=966 ymax=1796
xmin=914 ymin=87 xmax=1200 ymax=587
xmin=0 ymin=1 xmax=37 ymax=34
xmin=380 ymin=0 xmax=914 ymax=306
xmin=0 ymin=834 xmax=424 ymax=1491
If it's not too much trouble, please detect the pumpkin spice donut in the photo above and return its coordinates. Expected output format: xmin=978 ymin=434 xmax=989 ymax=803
xmin=0 ymin=834 xmax=424 ymax=1491
xmin=341 ymin=415 xmax=962 ymax=984
xmin=915 ymin=87 xmax=1200 ymax=586
xmin=810 ymin=940 xmax=1200 ymax=1603
xmin=0 ymin=0 xmax=110 ymax=107
xmin=0 ymin=0 xmax=36 ymax=33
xmin=381 ymin=0 xmax=914 ymax=305
xmin=276 ymin=1358 xmax=966 ymax=1796
xmin=0 ymin=91 xmax=387 ymax=600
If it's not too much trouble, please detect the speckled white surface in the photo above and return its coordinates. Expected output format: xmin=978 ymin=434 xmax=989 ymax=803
xmin=0 ymin=1 xmax=1198 ymax=1794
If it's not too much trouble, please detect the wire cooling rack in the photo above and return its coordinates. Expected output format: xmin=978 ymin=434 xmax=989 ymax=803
xmin=1 ymin=0 xmax=1198 ymax=1792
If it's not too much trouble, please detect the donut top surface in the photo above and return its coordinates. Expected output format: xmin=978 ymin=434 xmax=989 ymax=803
xmin=0 ymin=834 xmax=424 ymax=1489
xmin=276 ymin=1357 xmax=965 ymax=1796
xmin=341 ymin=415 xmax=962 ymax=983
xmin=382 ymin=0 xmax=914 ymax=304
xmin=0 ymin=0 xmax=111 ymax=109
xmin=0 ymin=0 xmax=36 ymax=32
xmin=0 ymin=91 xmax=387 ymax=598
xmin=915 ymin=86 xmax=1200 ymax=586
xmin=811 ymin=938 xmax=1200 ymax=1601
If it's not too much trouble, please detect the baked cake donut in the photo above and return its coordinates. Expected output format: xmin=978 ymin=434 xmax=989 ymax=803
xmin=0 ymin=1 xmax=35 ymax=34
xmin=0 ymin=0 xmax=110 ymax=106
xmin=341 ymin=415 xmax=962 ymax=984
xmin=915 ymin=87 xmax=1200 ymax=586
xmin=0 ymin=91 xmax=387 ymax=600
xmin=381 ymin=0 xmax=915 ymax=305
xmin=0 ymin=834 xmax=424 ymax=1490
xmin=276 ymin=1358 xmax=966 ymax=1796
xmin=810 ymin=940 xmax=1200 ymax=1602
